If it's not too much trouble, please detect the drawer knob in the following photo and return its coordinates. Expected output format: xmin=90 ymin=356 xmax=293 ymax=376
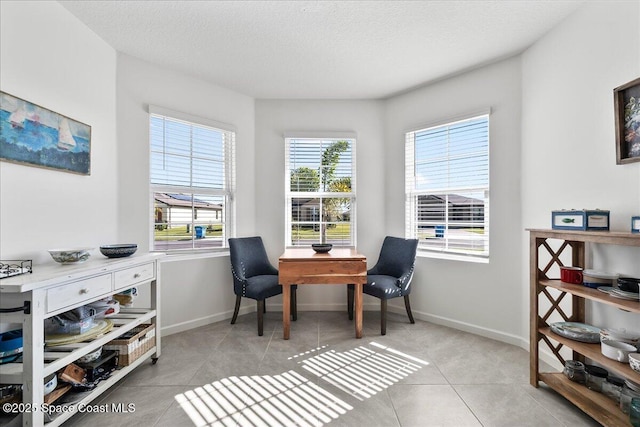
xmin=133 ymin=273 xmax=141 ymax=279
xmin=79 ymin=288 xmax=90 ymax=294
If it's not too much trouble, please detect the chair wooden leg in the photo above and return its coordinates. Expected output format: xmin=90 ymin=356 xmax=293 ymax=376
xmin=257 ymin=300 xmax=265 ymax=336
xmin=404 ymin=295 xmax=415 ymax=324
xmin=347 ymin=285 xmax=354 ymax=320
xmin=291 ymin=288 xmax=297 ymax=321
xmin=231 ymin=295 xmax=241 ymax=324
xmin=381 ymin=299 xmax=387 ymax=335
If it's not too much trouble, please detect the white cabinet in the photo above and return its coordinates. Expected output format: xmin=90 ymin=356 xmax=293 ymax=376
xmin=0 ymin=253 xmax=162 ymax=426
xmin=529 ymin=229 xmax=640 ymax=427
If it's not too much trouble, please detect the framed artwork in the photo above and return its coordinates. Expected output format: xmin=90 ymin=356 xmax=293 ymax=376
xmin=0 ymin=91 xmax=91 ymax=175
xmin=614 ymin=77 xmax=640 ymax=164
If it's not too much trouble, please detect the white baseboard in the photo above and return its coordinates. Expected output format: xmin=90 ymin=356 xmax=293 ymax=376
xmin=159 ymin=302 xmax=379 ymax=336
xmin=160 ymin=304 xmax=254 ymax=336
xmin=384 ymin=305 xmax=564 ymax=371
xmin=292 ymin=302 xmax=381 ymax=311
xmin=395 ymin=305 xmax=526 ymax=347
xmin=160 ymin=302 xmax=522 ymax=345
xmin=160 ymin=303 xmax=563 ymax=370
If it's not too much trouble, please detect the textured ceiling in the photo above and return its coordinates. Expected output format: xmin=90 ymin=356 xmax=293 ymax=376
xmin=59 ymin=0 xmax=584 ymax=99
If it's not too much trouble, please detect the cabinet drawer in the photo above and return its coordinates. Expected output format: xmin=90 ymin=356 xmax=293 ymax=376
xmin=47 ymin=274 xmax=112 ymax=313
xmin=114 ymin=263 xmax=155 ymax=292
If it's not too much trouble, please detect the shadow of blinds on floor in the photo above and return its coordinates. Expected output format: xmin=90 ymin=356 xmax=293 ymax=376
xmin=174 ymin=341 xmax=428 ymax=426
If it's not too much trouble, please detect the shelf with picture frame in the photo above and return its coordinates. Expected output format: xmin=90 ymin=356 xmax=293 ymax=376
xmin=528 ymin=228 xmax=640 ymax=427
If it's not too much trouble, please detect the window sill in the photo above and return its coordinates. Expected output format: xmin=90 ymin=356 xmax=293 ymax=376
xmin=152 ymin=249 xmax=229 ymax=263
xmin=417 ymin=250 xmax=489 ymax=264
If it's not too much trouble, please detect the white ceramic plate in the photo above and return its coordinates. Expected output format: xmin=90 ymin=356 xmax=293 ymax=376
xmin=609 ymin=288 xmax=640 ymax=300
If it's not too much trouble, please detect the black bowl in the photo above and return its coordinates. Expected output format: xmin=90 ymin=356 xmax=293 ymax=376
xmin=618 ymin=276 xmax=639 ymax=293
xmin=311 ymin=243 xmax=333 ymax=253
xmin=100 ymin=244 xmax=138 ymax=258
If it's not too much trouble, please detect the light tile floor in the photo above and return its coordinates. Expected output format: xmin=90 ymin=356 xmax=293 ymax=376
xmin=62 ymin=311 xmax=599 ymax=427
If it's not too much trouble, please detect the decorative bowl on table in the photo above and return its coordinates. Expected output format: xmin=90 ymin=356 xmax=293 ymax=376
xmin=311 ymin=243 xmax=333 ymax=253
xmin=99 ymin=244 xmax=137 ymax=258
xmin=48 ymin=248 xmax=92 ymax=264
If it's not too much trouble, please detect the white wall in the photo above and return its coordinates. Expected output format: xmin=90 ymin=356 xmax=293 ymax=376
xmin=2 ymin=0 xmax=636 ymax=345
xmin=0 ymin=1 xmax=117 ymax=263
xmin=116 ymin=54 xmax=256 ymax=334
xmin=385 ymin=57 xmax=524 ymax=345
xmin=254 ymin=100 xmax=386 ymax=310
xmin=521 ymin=0 xmax=640 ymax=337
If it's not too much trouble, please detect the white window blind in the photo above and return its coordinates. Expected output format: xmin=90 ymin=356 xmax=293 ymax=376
xmin=405 ymin=114 xmax=489 ymax=259
xmin=285 ymin=137 xmax=356 ymax=246
xmin=150 ymin=110 xmax=235 ymax=252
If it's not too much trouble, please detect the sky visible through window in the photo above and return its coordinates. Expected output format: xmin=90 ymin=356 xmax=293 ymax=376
xmin=414 ymin=116 xmax=488 ymax=192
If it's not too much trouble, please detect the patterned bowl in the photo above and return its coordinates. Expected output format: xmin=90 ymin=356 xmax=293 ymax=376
xmin=630 ymin=353 xmax=640 ymax=374
xmin=77 ymin=346 xmax=103 ymax=364
xmin=48 ymin=248 xmax=92 ymax=264
xmin=99 ymin=244 xmax=137 ymax=258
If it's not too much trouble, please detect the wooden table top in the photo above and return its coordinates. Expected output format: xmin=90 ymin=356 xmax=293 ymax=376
xmin=279 ymin=247 xmax=366 ymax=261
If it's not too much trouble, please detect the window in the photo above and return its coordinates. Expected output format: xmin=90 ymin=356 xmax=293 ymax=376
xmin=405 ymin=114 xmax=489 ymax=259
xmin=150 ymin=107 xmax=235 ymax=252
xmin=285 ymin=137 xmax=356 ymax=246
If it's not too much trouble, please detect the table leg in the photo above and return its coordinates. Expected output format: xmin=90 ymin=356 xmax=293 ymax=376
xmin=282 ymin=283 xmax=291 ymax=340
xmin=354 ymin=282 xmax=363 ymax=338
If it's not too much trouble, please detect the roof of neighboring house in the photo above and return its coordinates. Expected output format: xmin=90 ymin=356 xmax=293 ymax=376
xmin=155 ymin=193 xmax=222 ymax=210
xmin=292 ymin=198 xmax=318 ymax=208
xmin=419 ymin=194 xmax=484 ymax=206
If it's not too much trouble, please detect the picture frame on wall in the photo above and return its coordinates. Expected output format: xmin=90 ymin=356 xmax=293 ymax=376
xmin=0 ymin=91 xmax=91 ymax=175
xmin=614 ymin=77 xmax=640 ymax=165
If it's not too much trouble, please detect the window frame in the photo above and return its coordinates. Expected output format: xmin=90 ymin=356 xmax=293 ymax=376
xmin=405 ymin=112 xmax=490 ymax=262
xmin=284 ymin=134 xmax=357 ymax=248
xmin=149 ymin=105 xmax=236 ymax=254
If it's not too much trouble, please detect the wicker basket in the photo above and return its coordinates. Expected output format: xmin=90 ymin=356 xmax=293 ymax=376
xmin=104 ymin=324 xmax=155 ymax=366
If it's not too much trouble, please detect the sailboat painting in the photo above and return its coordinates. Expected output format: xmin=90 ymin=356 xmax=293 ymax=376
xmin=0 ymin=91 xmax=91 ymax=175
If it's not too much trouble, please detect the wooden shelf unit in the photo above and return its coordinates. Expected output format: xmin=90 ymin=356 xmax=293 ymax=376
xmin=529 ymin=229 xmax=640 ymax=427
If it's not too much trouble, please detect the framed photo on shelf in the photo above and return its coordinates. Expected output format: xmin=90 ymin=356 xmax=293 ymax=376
xmin=614 ymin=77 xmax=640 ymax=164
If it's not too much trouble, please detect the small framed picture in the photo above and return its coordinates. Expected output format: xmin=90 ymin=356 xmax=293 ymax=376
xmin=632 ymin=216 xmax=640 ymax=234
xmin=614 ymin=77 xmax=640 ymax=164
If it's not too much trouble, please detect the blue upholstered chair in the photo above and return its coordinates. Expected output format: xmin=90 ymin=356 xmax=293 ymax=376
xmin=348 ymin=236 xmax=419 ymax=335
xmin=229 ymin=237 xmax=297 ymax=336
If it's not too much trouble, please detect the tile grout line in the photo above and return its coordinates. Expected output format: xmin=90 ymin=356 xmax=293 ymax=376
xmin=385 ymin=387 xmax=404 ymax=427
xmin=449 ymin=383 xmax=487 ymax=426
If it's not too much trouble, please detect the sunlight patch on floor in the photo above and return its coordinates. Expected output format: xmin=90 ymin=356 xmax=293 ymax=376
xmin=175 ymin=370 xmax=352 ymax=427
xmin=175 ymin=342 xmax=427 ymax=426
xmin=300 ymin=341 xmax=428 ymax=401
